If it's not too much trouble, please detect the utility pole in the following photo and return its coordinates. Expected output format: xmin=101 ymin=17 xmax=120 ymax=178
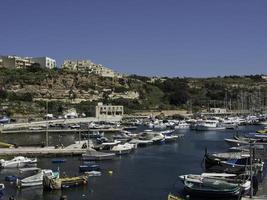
xmin=249 ymin=140 xmax=253 ymax=198
xmin=46 ymin=100 xmax=49 ymax=146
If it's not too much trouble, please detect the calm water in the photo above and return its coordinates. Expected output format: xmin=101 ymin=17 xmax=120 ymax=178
xmin=0 ymin=125 xmax=265 ymax=200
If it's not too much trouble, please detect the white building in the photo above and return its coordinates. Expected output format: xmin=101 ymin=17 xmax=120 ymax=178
xmin=89 ymin=102 xmax=124 ymax=120
xmin=31 ymin=57 xmax=56 ymax=69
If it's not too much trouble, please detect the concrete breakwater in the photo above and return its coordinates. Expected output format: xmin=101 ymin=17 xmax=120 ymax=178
xmin=0 ymin=141 xmax=89 ymax=157
xmin=0 ymin=116 xmax=122 ymax=132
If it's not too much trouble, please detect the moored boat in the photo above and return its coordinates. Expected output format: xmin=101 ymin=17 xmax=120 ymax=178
xmin=79 ymin=164 xmax=100 ymax=172
xmin=43 ymin=173 xmax=88 ymax=190
xmin=0 ymin=183 xmax=4 ymax=198
xmin=0 ymin=156 xmax=37 ymax=168
xmin=17 ymin=168 xmax=59 ymax=188
xmin=111 ymin=143 xmax=136 ymax=155
xmin=82 ymin=149 xmax=116 ymax=161
xmin=204 ymin=151 xmax=264 ymax=174
xmin=179 ymin=174 xmax=242 ymax=197
xmin=195 ymin=120 xmax=225 ymax=131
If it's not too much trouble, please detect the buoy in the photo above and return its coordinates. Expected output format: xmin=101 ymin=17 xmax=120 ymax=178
xmin=108 ymin=170 xmax=113 ymax=175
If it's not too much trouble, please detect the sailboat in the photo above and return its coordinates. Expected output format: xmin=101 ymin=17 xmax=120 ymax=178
xmin=82 ymin=139 xmax=116 ymax=161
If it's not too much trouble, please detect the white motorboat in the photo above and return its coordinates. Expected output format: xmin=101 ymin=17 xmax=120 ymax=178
xmin=195 ymin=120 xmax=225 ymax=131
xmin=138 ymin=131 xmax=165 ymax=144
xmin=0 ymin=156 xmax=37 ymax=168
xmin=111 ymin=143 xmax=136 ymax=155
xmin=82 ymin=148 xmax=116 ymax=161
xmin=174 ymin=121 xmax=190 ymax=129
xmin=164 ymin=135 xmax=178 ymax=143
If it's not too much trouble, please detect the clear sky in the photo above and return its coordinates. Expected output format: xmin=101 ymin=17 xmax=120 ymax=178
xmin=1 ymin=0 xmax=267 ymax=77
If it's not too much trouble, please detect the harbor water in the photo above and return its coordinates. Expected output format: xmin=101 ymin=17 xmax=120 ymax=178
xmin=0 ymin=125 xmax=265 ymax=200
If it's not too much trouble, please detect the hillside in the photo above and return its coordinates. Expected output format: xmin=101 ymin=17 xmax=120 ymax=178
xmin=0 ymin=67 xmax=266 ymax=120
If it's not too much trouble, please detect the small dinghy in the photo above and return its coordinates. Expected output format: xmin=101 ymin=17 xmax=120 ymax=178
xmin=51 ymin=159 xmax=66 ymax=164
xmin=84 ymin=171 xmax=102 ymax=177
xmin=79 ymin=164 xmax=100 ymax=172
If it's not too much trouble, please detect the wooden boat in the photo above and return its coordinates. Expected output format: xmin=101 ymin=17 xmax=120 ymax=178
xmin=17 ymin=168 xmax=59 ymax=188
xmin=179 ymin=174 xmax=242 ymax=197
xmin=256 ymin=129 xmax=267 ymax=134
xmin=0 ymin=141 xmax=14 ymax=148
xmin=167 ymin=193 xmax=183 ymax=200
xmin=204 ymin=151 xmax=264 ymax=174
xmin=43 ymin=174 xmax=88 ymax=190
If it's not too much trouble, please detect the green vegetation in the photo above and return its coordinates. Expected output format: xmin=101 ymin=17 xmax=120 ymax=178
xmin=0 ymin=67 xmax=266 ymax=117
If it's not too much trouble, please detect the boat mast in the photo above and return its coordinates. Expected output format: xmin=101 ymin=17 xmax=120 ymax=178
xmin=249 ymin=140 xmax=253 ymax=198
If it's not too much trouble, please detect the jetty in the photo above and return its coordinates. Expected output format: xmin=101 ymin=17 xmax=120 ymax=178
xmin=0 ymin=128 xmax=122 ymax=134
xmin=0 ymin=141 xmax=89 ymax=157
xmin=241 ymin=175 xmax=267 ymax=200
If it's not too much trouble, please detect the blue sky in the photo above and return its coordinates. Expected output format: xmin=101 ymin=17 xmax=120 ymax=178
xmin=0 ymin=0 xmax=267 ymax=77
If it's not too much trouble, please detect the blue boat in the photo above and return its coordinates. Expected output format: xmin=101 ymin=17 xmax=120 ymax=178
xmin=51 ymin=159 xmax=67 ymax=164
xmin=0 ymin=184 xmax=4 ymax=198
xmin=5 ymin=175 xmax=20 ymax=182
xmin=79 ymin=164 xmax=100 ymax=172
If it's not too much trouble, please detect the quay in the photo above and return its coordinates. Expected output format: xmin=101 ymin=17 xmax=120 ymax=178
xmin=0 ymin=128 xmax=122 ymax=134
xmin=241 ymin=170 xmax=267 ymax=200
xmin=0 ymin=141 xmax=88 ymax=157
xmin=0 ymin=116 xmax=122 ymax=132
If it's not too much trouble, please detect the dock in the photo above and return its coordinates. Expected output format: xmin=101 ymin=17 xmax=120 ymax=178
xmin=242 ymin=175 xmax=267 ymax=200
xmin=0 ymin=128 xmax=122 ymax=134
xmin=0 ymin=141 xmax=89 ymax=157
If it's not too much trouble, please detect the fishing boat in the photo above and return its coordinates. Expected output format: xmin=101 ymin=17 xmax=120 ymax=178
xmin=43 ymin=173 xmax=88 ymax=190
xmin=204 ymin=151 xmax=264 ymax=174
xmin=0 ymin=156 xmax=37 ymax=168
xmin=179 ymin=174 xmax=242 ymax=197
xmin=17 ymin=168 xmax=59 ymax=188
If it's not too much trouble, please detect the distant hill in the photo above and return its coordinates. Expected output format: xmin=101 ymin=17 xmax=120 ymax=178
xmin=0 ymin=67 xmax=266 ymax=119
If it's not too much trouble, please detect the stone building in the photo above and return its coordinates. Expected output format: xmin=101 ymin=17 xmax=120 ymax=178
xmin=89 ymin=102 xmax=124 ymax=120
xmin=1 ymin=56 xmax=34 ymax=69
xmin=61 ymin=59 xmax=121 ymax=78
xmin=1 ymin=55 xmax=56 ymax=69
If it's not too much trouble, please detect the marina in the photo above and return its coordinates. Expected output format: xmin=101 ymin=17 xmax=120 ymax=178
xmin=0 ymin=122 xmax=266 ymax=199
